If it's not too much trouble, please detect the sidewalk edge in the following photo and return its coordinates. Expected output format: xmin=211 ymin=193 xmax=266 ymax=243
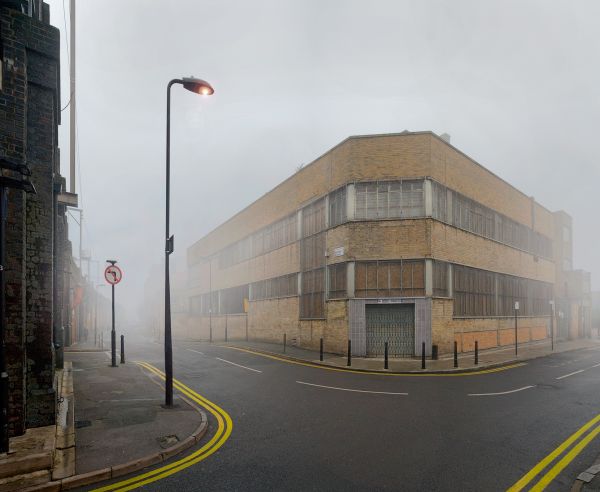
xmin=221 ymin=341 xmax=598 ymax=375
xmin=30 ymin=389 xmax=209 ymax=491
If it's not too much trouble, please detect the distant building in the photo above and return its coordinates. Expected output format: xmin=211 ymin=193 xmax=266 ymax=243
xmin=1 ymin=0 xmax=69 ymax=435
xmin=179 ymin=131 xmax=592 ymax=356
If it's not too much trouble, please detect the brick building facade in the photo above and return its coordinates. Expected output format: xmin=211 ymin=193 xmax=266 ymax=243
xmin=1 ymin=0 xmax=70 ymax=435
xmin=178 ymin=131 xmax=592 ymax=356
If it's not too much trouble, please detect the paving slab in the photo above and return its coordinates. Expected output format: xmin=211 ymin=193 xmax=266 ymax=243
xmin=67 ymin=352 xmax=201 ymax=475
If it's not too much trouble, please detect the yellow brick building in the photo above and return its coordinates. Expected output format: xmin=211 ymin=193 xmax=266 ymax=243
xmin=177 ymin=132 xmax=591 ymax=356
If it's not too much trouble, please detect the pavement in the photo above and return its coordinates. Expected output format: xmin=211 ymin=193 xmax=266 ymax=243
xmin=220 ymin=336 xmax=600 ymax=372
xmin=70 ymin=335 xmax=600 ymax=492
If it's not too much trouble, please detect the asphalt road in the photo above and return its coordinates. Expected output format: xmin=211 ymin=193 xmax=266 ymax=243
xmin=87 ymin=339 xmax=600 ymax=491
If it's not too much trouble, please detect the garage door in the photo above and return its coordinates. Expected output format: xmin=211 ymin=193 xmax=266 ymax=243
xmin=366 ymin=304 xmax=415 ymax=357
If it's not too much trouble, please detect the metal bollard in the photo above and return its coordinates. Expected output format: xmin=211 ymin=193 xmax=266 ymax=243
xmin=120 ymin=335 xmax=125 ymax=364
xmin=421 ymin=341 xmax=426 ymax=370
xmin=384 ymin=342 xmax=389 ymax=370
xmin=319 ymin=338 xmax=323 ymax=362
xmin=347 ymin=340 xmax=352 ymax=367
xmin=454 ymin=341 xmax=458 ymax=368
xmin=474 ymin=340 xmax=478 ymax=365
xmin=283 ymin=333 xmax=286 ymax=353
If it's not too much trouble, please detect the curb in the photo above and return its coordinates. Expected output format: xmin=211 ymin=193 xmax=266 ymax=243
xmin=571 ymin=457 xmax=600 ymax=491
xmin=23 ymin=389 xmax=209 ymax=491
xmin=222 ymin=341 xmax=600 ymax=375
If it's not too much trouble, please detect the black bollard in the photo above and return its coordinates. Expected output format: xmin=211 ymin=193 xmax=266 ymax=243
xmin=384 ymin=342 xmax=389 ymax=370
xmin=120 ymin=335 xmax=125 ymax=364
xmin=454 ymin=341 xmax=458 ymax=368
xmin=421 ymin=341 xmax=426 ymax=370
xmin=283 ymin=333 xmax=286 ymax=354
xmin=320 ymin=338 xmax=324 ymax=362
xmin=347 ymin=340 xmax=352 ymax=367
xmin=474 ymin=340 xmax=478 ymax=365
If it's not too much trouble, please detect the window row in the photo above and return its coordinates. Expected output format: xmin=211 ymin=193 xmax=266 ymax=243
xmin=219 ymin=213 xmax=297 ymax=269
xmin=354 ymin=260 xmax=425 ymax=298
xmin=355 ymin=180 xmax=425 ymax=220
xmin=452 ymin=263 xmax=553 ymax=317
xmin=250 ymin=273 xmax=298 ymax=301
xmin=432 ymin=181 xmax=553 ymax=258
xmin=300 ymin=268 xmax=326 ymax=319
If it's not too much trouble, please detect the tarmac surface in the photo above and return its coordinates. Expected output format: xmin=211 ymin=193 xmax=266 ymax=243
xmin=78 ymin=338 xmax=600 ymax=491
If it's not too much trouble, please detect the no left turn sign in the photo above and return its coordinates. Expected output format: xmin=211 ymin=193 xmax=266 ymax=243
xmin=105 ymin=265 xmax=123 ymax=285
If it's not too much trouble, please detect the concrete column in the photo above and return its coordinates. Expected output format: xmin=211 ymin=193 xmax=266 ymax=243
xmin=425 ymin=259 xmax=433 ymax=296
xmin=346 ymin=183 xmax=355 ymax=221
xmin=298 ymin=272 xmax=303 ymax=296
xmin=424 ymin=179 xmax=433 ymax=217
xmin=347 ymin=262 xmax=355 ymax=298
xmin=446 ymin=188 xmax=453 ymax=224
xmin=324 ymin=195 xmax=330 ymax=229
xmin=296 ymin=209 xmax=303 ymax=238
xmin=448 ymin=263 xmax=454 ymax=298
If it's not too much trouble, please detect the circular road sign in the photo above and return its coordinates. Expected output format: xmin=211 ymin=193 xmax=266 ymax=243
xmin=104 ymin=265 xmax=123 ymax=285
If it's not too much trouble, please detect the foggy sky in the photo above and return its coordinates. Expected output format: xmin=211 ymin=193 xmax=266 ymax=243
xmin=45 ymin=0 xmax=600 ymax=323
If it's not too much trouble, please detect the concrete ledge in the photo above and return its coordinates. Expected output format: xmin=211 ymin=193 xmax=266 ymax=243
xmin=0 ymin=452 xmax=52 ymax=479
xmin=20 ymin=481 xmax=61 ymax=492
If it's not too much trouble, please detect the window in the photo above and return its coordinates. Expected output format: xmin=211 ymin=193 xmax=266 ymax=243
xmin=355 ymin=180 xmax=425 ymax=220
xmin=300 ymin=268 xmax=325 ymax=318
xmin=220 ymin=284 xmax=249 ymax=314
xmin=302 ymin=198 xmax=326 ymax=237
xmin=250 ymin=273 xmax=298 ymax=301
xmin=328 ymin=186 xmax=347 ymax=227
xmin=453 ymin=265 xmax=495 ymax=317
xmin=328 ymin=263 xmax=347 ymax=299
xmin=300 ymin=232 xmax=326 ymax=271
xmin=354 ymin=260 xmax=425 ymax=298
xmin=433 ymin=261 xmax=448 ymax=297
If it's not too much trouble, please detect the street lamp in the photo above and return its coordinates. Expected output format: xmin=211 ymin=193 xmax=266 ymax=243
xmin=164 ymin=76 xmax=214 ymax=408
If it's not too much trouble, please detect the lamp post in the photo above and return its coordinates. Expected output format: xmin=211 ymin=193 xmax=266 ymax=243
xmin=549 ymin=300 xmax=555 ymax=351
xmin=164 ymin=77 xmax=214 ymax=408
xmin=514 ymin=301 xmax=520 ymax=356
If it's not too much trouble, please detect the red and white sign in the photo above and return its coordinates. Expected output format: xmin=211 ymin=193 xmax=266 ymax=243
xmin=104 ymin=265 xmax=123 ymax=285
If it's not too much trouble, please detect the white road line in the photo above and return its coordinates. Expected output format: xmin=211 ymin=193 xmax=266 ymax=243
xmin=556 ymin=369 xmax=585 ymax=380
xmin=590 ymin=362 xmax=600 ymax=368
xmin=186 ymin=349 xmax=205 ymax=355
xmin=215 ymin=357 xmax=262 ymax=373
xmin=468 ymin=385 xmax=535 ymax=397
xmin=296 ymin=381 xmax=408 ymax=395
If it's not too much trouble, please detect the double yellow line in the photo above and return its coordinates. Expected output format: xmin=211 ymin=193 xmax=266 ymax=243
xmin=508 ymin=414 xmax=600 ymax=491
xmin=92 ymin=362 xmax=233 ymax=492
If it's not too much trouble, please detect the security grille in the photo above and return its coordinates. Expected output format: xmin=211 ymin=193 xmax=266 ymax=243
xmin=366 ymin=304 xmax=415 ymax=357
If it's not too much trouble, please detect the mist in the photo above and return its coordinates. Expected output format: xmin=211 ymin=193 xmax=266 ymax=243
xmin=45 ymin=0 xmax=600 ymax=324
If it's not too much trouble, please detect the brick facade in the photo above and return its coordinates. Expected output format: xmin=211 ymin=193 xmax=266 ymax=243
xmin=178 ymin=132 xmax=591 ymax=356
xmin=1 ymin=2 xmax=68 ymax=435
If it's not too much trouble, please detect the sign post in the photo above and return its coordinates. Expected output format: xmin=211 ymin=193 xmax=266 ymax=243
xmin=514 ymin=301 xmax=520 ymax=356
xmin=549 ymin=300 xmax=555 ymax=351
xmin=105 ymin=260 xmax=122 ymax=368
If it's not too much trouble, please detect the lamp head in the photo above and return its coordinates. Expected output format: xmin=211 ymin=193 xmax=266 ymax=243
xmin=182 ymin=77 xmax=214 ymax=96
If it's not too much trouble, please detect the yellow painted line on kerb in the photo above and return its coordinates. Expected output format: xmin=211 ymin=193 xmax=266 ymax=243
xmin=507 ymin=413 xmax=600 ymax=491
xmin=92 ymin=362 xmax=232 ymax=492
xmin=224 ymin=346 xmax=526 ymax=377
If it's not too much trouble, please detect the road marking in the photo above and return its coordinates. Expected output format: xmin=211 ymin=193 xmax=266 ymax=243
xmin=223 ymin=346 xmax=526 ymax=377
xmin=216 ymin=357 xmax=262 ymax=373
xmin=467 ymin=385 xmax=535 ymax=397
xmin=92 ymin=362 xmax=233 ymax=492
xmin=590 ymin=362 xmax=600 ymax=368
xmin=556 ymin=369 xmax=584 ymax=380
xmin=186 ymin=349 xmax=205 ymax=355
xmin=296 ymin=380 xmax=408 ymax=395
xmin=507 ymin=414 xmax=600 ymax=491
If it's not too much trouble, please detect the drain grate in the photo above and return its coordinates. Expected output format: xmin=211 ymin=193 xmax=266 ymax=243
xmin=157 ymin=435 xmax=179 ymax=449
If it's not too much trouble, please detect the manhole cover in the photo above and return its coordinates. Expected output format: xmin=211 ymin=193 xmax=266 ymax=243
xmin=75 ymin=420 xmax=92 ymax=429
xmin=157 ymin=435 xmax=179 ymax=449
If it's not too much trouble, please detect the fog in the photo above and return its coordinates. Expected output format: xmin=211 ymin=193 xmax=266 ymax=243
xmin=45 ymin=0 xmax=600 ymax=324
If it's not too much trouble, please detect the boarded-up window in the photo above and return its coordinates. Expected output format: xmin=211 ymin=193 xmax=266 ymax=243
xmin=250 ymin=273 xmax=298 ymax=301
xmin=354 ymin=260 xmax=425 ymax=298
xmin=302 ymin=198 xmax=326 ymax=237
xmin=433 ymin=261 xmax=448 ymax=297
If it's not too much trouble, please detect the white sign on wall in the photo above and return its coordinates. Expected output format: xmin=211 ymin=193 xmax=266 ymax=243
xmin=333 ymin=247 xmax=345 ymax=257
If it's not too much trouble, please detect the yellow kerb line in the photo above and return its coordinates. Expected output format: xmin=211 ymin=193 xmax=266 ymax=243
xmin=91 ymin=362 xmax=233 ymax=492
xmin=530 ymin=424 xmax=600 ymax=491
xmin=507 ymin=413 xmax=600 ymax=491
xmin=224 ymin=346 xmax=526 ymax=377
